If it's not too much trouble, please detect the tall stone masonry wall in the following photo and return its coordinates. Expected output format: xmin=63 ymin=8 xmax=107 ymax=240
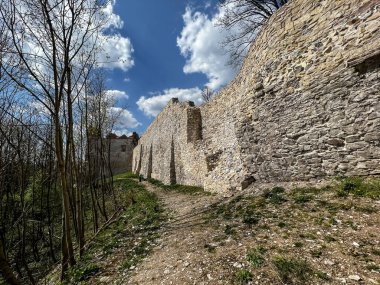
xmin=132 ymin=99 xmax=208 ymax=186
xmin=133 ymin=0 xmax=380 ymax=193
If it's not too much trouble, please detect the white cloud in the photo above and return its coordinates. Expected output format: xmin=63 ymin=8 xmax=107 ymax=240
xmin=97 ymin=34 xmax=134 ymax=71
xmin=106 ymin=90 xmax=129 ymax=101
xmin=102 ymin=0 xmax=124 ymax=30
xmin=97 ymin=1 xmax=134 ymax=71
xmin=177 ymin=7 xmax=238 ymax=90
xmin=137 ymin=87 xmax=202 ymax=117
xmin=109 ymin=107 xmax=141 ymax=135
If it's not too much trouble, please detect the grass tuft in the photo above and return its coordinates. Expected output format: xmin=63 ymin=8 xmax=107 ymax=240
xmin=263 ymin=186 xmax=287 ymax=204
xmin=273 ymin=256 xmax=314 ymax=284
xmin=235 ymin=269 xmax=253 ymax=284
xmin=247 ymin=247 xmax=265 ymax=268
xmin=335 ymin=177 xmax=380 ymax=199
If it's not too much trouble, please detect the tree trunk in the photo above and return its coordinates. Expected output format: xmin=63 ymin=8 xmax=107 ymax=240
xmin=0 ymin=237 xmax=21 ymax=285
xmin=55 ymin=115 xmax=76 ymax=279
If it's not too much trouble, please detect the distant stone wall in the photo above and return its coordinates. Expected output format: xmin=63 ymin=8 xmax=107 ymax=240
xmin=133 ymin=99 xmax=207 ymax=186
xmin=108 ymin=138 xmax=136 ymax=174
xmin=91 ymin=137 xmax=136 ymax=176
xmin=133 ymin=0 xmax=380 ymax=193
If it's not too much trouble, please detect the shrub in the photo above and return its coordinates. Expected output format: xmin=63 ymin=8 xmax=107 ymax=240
xmin=335 ymin=177 xmax=380 ymax=199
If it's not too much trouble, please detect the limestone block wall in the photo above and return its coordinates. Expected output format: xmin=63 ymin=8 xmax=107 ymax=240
xmin=133 ymin=0 xmax=380 ymax=193
xmin=108 ymin=138 xmax=136 ymax=174
xmin=90 ymin=137 xmax=136 ymax=176
xmin=133 ymin=99 xmax=208 ymax=186
xmin=234 ymin=0 xmax=380 ymax=184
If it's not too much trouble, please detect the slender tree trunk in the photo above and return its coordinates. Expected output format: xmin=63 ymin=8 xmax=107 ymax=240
xmin=67 ymin=68 xmax=85 ymax=257
xmin=55 ymin=115 xmax=76 ymax=279
xmin=60 ymin=213 xmax=69 ymax=281
xmin=0 ymin=238 xmax=21 ymax=285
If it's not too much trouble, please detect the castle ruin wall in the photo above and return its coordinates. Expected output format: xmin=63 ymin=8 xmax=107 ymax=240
xmin=133 ymin=0 xmax=380 ymax=193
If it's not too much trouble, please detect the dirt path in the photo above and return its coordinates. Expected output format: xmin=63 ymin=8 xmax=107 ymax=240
xmin=126 ymin=182 xmax=234 ymax=285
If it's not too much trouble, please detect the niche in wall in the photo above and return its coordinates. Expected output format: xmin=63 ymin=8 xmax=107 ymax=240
xmin=348 ymin=50 xmax=380 ymax=75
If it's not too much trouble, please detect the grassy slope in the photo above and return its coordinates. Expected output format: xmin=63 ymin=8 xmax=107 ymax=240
xmin=206 ymin=176 xmax=380 ymax=284
xmin=45 ymin=175 xmax=380 ymax=284
xmin=62 ymin=173 xmax=165 ymax=284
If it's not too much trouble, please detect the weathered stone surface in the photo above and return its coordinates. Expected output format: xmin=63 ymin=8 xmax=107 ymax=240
xmin=133 ymin=0 xmax=380 ymax=193
xmin=90 ymin=135 xmax=137 ymax=175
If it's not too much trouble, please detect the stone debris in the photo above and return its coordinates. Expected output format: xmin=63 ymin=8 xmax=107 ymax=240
xmin=348 ymin=275 xmax=361 ymax=281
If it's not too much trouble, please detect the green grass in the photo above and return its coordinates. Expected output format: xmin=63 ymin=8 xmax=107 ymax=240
xmin=235 ymin=269 xmax=253 ymax=284
xmin=64 ymin=174 xmax=164 ymax=283
xmin=335 ymin=177 xmax=380 ymax=199
xmin=290 ymin=186 xmax=329 ymax=204
xmin=114 ymin=172 xmax=140 ymax=180
xmin=262 ymin=186 xmax=287 ymax=204
xmin=273 ymin=256 xmax=315 ymax=284
xmin=224 ymin=224 xmax=237 ymax=235
xmin=242 ymin=205 xmax=261 ymax=225
xmin=246 ymin=246 xmax=266 ymax=268
xmin=148 ymin=178 xmax=210 ymax=195
xmin=66 ymin=264 xmax=100 ymax=283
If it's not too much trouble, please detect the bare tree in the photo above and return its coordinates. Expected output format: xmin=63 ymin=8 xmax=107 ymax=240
xmin=0 ymin=0 xmax=109 ymax=278
xmin=218 ymin=0 xmax=289 ymax=66
xmin=201 ymin=86 xmax=214 ymax=103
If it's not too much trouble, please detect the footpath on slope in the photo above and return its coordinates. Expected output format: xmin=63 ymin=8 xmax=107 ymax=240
xmin=127 ymin=179 xmax=380 ymax=285
xmin=127 ymin=181 xmax=232 ymax=285
xmin=42 ymin=176 xmax=380 ymax=285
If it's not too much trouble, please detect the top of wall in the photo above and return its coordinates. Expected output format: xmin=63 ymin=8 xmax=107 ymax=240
xmin=140 ymin=98 xmax=199 ymax=140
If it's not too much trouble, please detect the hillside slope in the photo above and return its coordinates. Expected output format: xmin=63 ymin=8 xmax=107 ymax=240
xmin=51 ymin=176 xmax=380 ymax=285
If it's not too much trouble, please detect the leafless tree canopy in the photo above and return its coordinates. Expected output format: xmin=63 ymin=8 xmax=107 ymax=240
xmin=0 ymin=1 xmax=129 ymax=283
xmin=201 ymin=86 xmax=214 ymax=103
xmin=218 ymin=0 xmax=289 ymax=67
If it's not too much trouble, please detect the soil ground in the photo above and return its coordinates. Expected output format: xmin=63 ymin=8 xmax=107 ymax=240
xmin=125 ymin=180 xmax=380 ymax=285
xmin=45 ymin=177 xmax=380 ymax=285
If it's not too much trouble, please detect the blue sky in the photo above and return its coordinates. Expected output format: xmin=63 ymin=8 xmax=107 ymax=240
xmin=101 ymin=0 xmax=239 ymax=136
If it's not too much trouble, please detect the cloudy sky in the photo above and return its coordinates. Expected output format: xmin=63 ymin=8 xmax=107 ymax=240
xmin=102 ymin=0 xmax=240 ymax=136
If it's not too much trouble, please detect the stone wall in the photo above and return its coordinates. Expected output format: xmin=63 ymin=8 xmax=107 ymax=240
xmin=108 ymin=138 xmax=136 ymax=174
xmin=133 ymin=0 xmax=380 ymax=193
xmin=132 ymin=99 xmax=208 ymax=186
xmin=90 ymin=137 xmax=137 ymax=176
